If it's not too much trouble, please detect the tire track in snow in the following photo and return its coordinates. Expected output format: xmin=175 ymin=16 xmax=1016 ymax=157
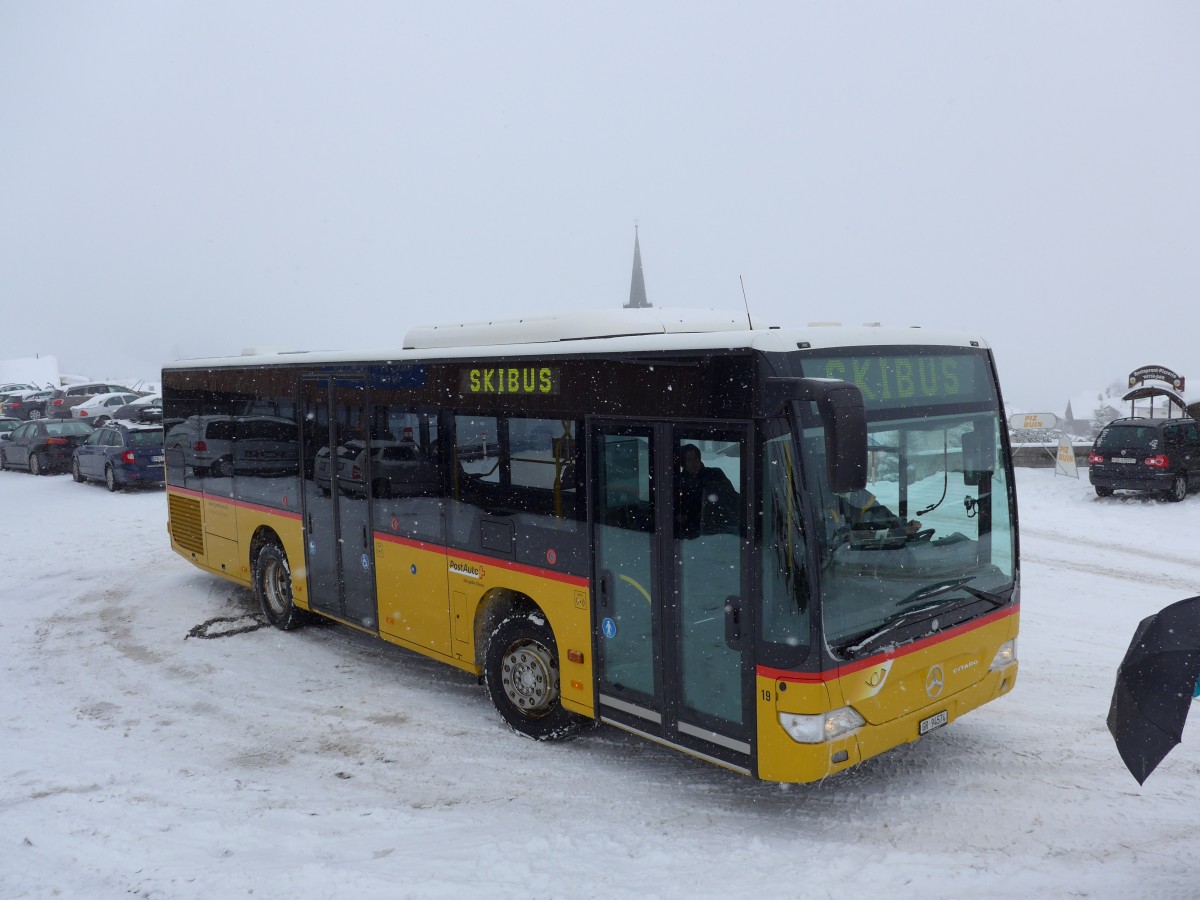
xmin=1022 ymin=551 xmax=1200 ymax=593
xmin=1022 ymin=525 xmax=1200 ymax=574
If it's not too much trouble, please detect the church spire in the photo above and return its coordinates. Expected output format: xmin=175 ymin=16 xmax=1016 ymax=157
xmin=624 ymin=224 xmax=650 ymax=308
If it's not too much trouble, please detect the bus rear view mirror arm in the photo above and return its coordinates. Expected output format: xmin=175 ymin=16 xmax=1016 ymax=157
xmin=762 ymin=377 xmax=867 ymax=495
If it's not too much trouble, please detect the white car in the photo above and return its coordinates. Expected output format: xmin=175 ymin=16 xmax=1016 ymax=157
xmin=71 ymin=392 xmax=142 ymax=425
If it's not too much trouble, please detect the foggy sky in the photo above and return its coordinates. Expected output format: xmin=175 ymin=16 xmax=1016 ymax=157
xmin=2 ymin=2 xmax=1198 ymax=411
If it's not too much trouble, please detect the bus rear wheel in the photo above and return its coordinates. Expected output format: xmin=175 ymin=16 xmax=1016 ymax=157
xmin=254 ymin=543 xmax=306 ymax=630
xmin=484 ymin=613 xmax=585 ymax=741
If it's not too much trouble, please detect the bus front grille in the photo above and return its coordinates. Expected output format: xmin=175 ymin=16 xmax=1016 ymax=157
xmin=168 ymin=494 xmax=205 ymax=555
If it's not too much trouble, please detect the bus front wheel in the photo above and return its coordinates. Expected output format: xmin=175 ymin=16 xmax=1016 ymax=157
xmin=484 ymin=613 xmax=585 ymax=741
xmin=254 ymin=543 xmax=306 ymax=631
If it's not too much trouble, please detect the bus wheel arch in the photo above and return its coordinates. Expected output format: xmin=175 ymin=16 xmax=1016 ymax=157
xmin=251 ymin=528 xmax=306 ymax=631
xmin=479 ymin=591 xmax=584 ymax=741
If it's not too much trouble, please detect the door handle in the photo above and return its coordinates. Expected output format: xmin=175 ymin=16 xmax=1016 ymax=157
xmin=598 ymin=571 xmax=611 ymax=609
xmin=725 ymin=595 xmax=743 ymax=649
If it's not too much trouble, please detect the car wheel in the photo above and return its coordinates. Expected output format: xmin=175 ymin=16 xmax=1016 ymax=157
xmin=254 ymin=542 xmax=307 ymax=630
xmin=105 ymin=465 xmax=120 ymax=492
xmin=209 ymin=457 xmax=227 ymax=478
xmin=29 ymin=409 xmax=42 ymax=420
xmin=71 ymin=458 xmax=85 ymax=483
xmin=1094 ymin=486 xmax=1113 ymax=498
xmin=484 ymin=612 xmax=586 ymax=741
xmin=1167 ymin=473 xmax=1187 ymax=503
xmin=29 ymin=453 xmax=42 ymax=476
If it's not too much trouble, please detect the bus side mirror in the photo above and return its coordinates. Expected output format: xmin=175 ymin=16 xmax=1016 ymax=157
xmin=763 ymin=377 xmax=867 ymax=494
xmin=961 ymin=428 xmax=995 ymax=486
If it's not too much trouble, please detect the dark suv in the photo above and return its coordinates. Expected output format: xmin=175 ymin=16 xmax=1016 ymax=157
xmin=1088 ymin=417 xmax=1200 ymax=501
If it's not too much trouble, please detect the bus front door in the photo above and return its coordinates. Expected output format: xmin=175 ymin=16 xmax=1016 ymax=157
xmin=301 ymin=376 xmax=378 ymax=631
xmin=591 ymin=422 xmax=753 ymax=772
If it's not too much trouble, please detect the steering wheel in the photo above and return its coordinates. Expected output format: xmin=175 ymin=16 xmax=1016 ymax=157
xmin=908 ymin=528 xmax=936 ymax=543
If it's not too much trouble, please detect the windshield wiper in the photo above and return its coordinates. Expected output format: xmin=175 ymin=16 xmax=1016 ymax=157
xmin=840 ymin=581 xmax=1006 ymax=660
xmin=897 ymin=577 xmax=1006 ymax=609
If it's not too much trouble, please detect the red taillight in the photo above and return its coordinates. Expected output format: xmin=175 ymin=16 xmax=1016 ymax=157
xmin=194 ymin=440 xmax=207 ymax=452
xmin=78 ymin=409 xmax=89 ymax=416
xmin=51 ymin=398 xmax=63 ymax=406
xmin=46 ymin=437 xmax=68 ymax=445
xmin=1088 ymin=452 xmax=1105 ymax=465
xmin=121 ymin=450 xmax=136 ymax=464
xmin=351 ymin=465 xmax=362 ymax=480
xmin=1144 ymin=455 xmax=1170 ymax=468
xmin=9 ymin=401 xmax=21 ymax=408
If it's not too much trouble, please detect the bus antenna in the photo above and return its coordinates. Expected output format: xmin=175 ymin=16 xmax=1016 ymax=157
xmin=739 ymin=275 xmax=753 ymax=330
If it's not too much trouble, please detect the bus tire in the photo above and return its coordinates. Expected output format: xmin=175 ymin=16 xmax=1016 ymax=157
xmin=484 ymin=612 xmax=585 ymax=741
xmin=254 ymin=542 xmax=306 ymax=631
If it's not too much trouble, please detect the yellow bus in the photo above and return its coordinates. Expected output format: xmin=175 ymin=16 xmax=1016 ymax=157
xmin=162 ymin=308 xmax=1018 ymax=782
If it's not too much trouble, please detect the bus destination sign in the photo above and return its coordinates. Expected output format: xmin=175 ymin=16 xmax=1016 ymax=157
xmin=460 ymin=366 xmax=560 ymax=396
xmin=805 ymin=355 xmax=979 ymax=406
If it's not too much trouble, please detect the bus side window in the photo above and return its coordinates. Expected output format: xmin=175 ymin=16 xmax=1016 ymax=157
xmin=507 ymin=417 xmax=580 ymax=519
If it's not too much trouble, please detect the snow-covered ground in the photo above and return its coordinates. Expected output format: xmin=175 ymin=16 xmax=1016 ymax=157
xmin=2 ymin=466 xmax=1198 ymax=898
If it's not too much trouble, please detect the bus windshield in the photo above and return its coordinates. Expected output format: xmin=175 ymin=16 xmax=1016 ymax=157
xmin=790 ymin=347 xmax=1016 ymax=658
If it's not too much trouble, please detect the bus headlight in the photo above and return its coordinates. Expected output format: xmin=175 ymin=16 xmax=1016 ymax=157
xmin=989 ymin=639 xmax=1017 ymax=670
xmin=779 ymin=707 xmax=865 ymax=744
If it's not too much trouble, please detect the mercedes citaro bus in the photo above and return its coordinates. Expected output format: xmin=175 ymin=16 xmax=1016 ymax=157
xmin=162 ymin=308 xmax=1018 ymax=782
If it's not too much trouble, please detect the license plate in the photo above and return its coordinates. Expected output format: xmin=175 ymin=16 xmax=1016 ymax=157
xmin=919 ymin=710 xmax=948 ymax=735
xmin=151 ymin=455 xmax=164 ymax=463
xmin=1111 ymin=457 xmax=1136 ymax=464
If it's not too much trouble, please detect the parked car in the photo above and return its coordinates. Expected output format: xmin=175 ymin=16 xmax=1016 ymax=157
xmin=165 ymin=414 xmax=300 ymax=479
xmin=46 ymin=382 xmax=136 ymax=419
xmin=72 ymin=422 xmax=165 ymax=491
xmin=0 ymin=419 xmax=94 ymax=474
xmin=165 ymin=415 xmax=236 ymax=477
xmin=2 ymin=389 xmax=55 ymax=420
xmin=0 ymin=417 xmax=19 ymax=438
xmin=111 ymin=393 xmax=163 ymax=424
xmin=331 ymin=438 xmax=438 ymax=498
xmin=0 ymin=382 xmax=38 ymax=395
xmin=71 ymin=392 xmax=141 ymax=425
xmin=1088 ymin=417 xmax=1200 ymax=501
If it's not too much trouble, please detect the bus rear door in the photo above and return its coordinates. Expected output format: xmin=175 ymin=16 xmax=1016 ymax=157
xmin=301 ymin=376 xmax=378 ymax=630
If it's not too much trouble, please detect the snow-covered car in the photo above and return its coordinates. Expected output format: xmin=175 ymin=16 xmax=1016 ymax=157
xmin=46 ymin=382 xmax=136 ymax=419
xmin=110 ymin=393 xmax=163 ymax=424
xmin=71 ymin=392 xmax=142 ymax=425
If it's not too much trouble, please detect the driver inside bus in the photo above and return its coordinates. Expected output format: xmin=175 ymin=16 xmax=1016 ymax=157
xmin=676 ymin=443 xmax=739 ymax=538
xmin=832 ymin=487 xmax=922 ymax=537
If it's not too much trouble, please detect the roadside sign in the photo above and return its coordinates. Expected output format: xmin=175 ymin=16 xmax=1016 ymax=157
xmin=1055 ymin=435 xmax=1079 ymax=478
xmin=1009 ymin=413 xmax=1058 ymax=430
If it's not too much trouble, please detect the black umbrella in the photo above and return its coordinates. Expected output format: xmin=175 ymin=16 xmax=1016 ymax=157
xmin=1108 ymin=594 xmax=1200 ymax=784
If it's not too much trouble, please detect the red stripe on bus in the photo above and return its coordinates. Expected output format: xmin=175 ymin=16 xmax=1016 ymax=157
xmin=167 ymin=487 xmax=303 ymax=521
xmin=757 ymin=604 xmax=1019 ymax=684
xmin=376 ymin=531 xmax=589 ymax=589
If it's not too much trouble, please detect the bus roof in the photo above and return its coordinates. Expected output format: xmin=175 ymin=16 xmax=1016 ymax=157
xmin=164 ymin=308 xmax=990 ymax=370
